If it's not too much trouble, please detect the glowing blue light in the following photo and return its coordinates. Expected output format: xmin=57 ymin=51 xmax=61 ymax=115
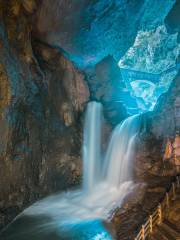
xmin=57 ymin=219 xmax=113 ymax=240
xmin=118 ymin=25 xmax=180 ymax=111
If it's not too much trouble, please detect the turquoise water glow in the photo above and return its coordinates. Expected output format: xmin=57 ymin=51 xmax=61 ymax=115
xmin=57 ymin=220 xmax=113 ymax=240
xmin=0 ymin=216 xmax=113 ymax=240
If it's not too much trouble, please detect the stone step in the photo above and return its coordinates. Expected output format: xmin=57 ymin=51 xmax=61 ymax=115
xmin=164 ymin=219 xmax=180 ymax=233
xmin=154 ymin=226 xmax=169 ymax=240
xmin=160 ymin=224 xmax=176 ymax=240
xmin=156 ymin=225 xmax=176 ymax=240
xmin=162 ymin=221 xmax=180 ymax=239
xmin=148 ymin=222 xmax=180 ymax=240
xmin=148 ymin=234 xmax=158 ymax=240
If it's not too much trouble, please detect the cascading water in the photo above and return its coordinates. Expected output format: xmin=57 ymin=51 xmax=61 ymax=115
xmin=104 ymin=114 xmax=141 ymax=187
xmin=83 ymin=102 xmax=103 ymax=191
xmin=1 ymin=102 xmax=141 ymax=240
xmin=82 ymin=102 xmax=141 ymax=191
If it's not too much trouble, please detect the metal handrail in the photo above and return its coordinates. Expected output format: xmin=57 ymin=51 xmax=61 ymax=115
xmin=134 ymin=175 xmax=180 ymax=240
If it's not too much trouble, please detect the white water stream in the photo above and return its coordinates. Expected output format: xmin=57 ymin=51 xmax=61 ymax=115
xmin=23 ymin=102 xmax=141 ymax=226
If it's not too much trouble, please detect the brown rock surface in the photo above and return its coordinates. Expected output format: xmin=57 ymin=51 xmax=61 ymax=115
xmin=0 ymin=0 xmax=89 ymax=230
xmin=168 ymin=196 xmax=180 ymax=230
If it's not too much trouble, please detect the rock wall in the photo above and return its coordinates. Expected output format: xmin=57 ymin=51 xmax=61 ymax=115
xmin=133 ymin=70 xmax=180 ymax=182
xmin=151 ymin=71 xmax=180 ymax=138
xmin=134 ymin=0 xmax=180 ymax=180
xmin=35 ymin=0 xmax=175 ymax=68
xmin=85 ymin=56 xmax=128 ymax=126
xmin=0 ymin=0 xmax=89 ymax=229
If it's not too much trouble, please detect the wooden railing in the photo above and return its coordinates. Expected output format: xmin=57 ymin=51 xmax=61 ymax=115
xmin=134 ymin=175 xmax=180 ymax=240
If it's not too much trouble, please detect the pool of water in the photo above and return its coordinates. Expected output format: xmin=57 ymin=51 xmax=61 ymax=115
xmin=0 ymin=215 xmax=113 ymax=240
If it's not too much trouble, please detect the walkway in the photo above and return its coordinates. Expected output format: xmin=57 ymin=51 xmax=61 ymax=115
xmin=148 ymin=193 xmax=180 ymax=240
xmin=135 ymin=176 xmax=180 ymax=240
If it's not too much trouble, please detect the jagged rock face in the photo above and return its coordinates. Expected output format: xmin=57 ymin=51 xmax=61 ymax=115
xmin=0 ymin=0 xmax=89 ymax=229
xmin=132 ymin=1 xmax=180 ymax=181
xmin=35 ymin=0 xmax=175 ymax=68
xmin=133 ymin=71 xmax=180 ymax=181
xmin=89 ymin=56 xmax=125 ymax=102
xmin=85 ymin=56 xmax=128 ymax=125
xmin=150 ymin=71 xmax=180 ymax=138
xmin=165 ymin=0 xmax=180 ymax=42
xmin=33 ymin=42 xmax=89 ymax=123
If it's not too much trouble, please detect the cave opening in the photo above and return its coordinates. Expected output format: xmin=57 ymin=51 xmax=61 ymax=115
xmin=118 ymin=24 xmax=180 ymax=112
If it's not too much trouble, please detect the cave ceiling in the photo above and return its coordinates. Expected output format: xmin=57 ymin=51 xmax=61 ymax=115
xmin=35 ymin=0 xmax=176 ymax=68
xmin=34 ymin=0 xmax=180 ymax=111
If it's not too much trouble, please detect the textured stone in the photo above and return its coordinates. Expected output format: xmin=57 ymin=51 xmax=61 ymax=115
xmin=150 ymin=71 xmax=180 ymax=138
xmin=0 ymin=1 xmax=88 ymax=230
xmin=35 ymin=0 xmax=175 ymax=68
xmin=0 ymin=64 xmax=11 ymax=115
xmin=22 ymin=0 xmax=37 ymax=13
xmin=0 ymin=64 xmax=11 ymax=155
xmin=85 ymin=55 xmax=128 ymax=125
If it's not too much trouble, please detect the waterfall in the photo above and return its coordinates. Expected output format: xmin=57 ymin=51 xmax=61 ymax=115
xmin=104 ymin=114 xmax=141 ymax=187
xmin=21 ymin=101 xmax=141 ymax=233
xmin=83 ymin=102 xmax=141 ymax=190
xmin=83 ymin=102 xmax=103 ymax=191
